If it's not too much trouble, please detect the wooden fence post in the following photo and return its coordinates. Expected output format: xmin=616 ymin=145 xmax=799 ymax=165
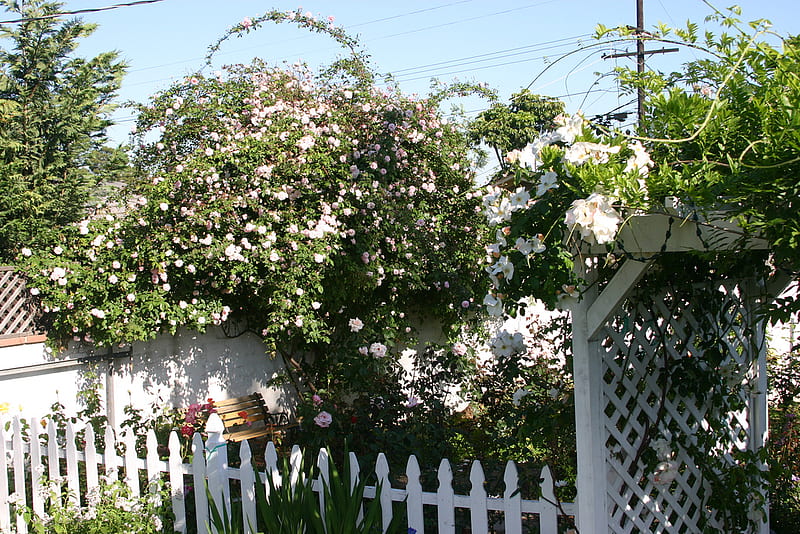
xmin=0 ymin=417 xmax=9 ymax=532
xmin=539 ymin=465 xmax=558 ymax=534
xmin=84 ymin=425 xmax=100 ymax=493
xmin=12 ymin=416 xmax=27 ymax=534
xmin=205 ymin=413 xmax=230 ymax=534
xmin=264 ymin=441 xmax=281 ymax=497
xmin=469 ymin=460 xmax=488 ymax=534
xmin=406 ymin=455 xmax=424 ymax=534
xmin=65 ymin=421 xmax=81 ymax=505
xmin=191 ymin=432 xmax=208 ymax=532
xmin=104 ymin=424 xmax=119 ymax=479
xmin=437 ymin=458 xmax=455 ymax=533
xmin=503 ymin=461 xmax=522 ymax=534
xmin=29 ymin=416 xmax=45 ymax=518
xmin=240 ymin=440 xmax=257 ymax=534
xmin=168 ymin=431 xmax=187 ymax=534
xmin=317 ymin=447 xmax=329 ymax=521
xmin=375 ymin=453 xmax=393 ymax=532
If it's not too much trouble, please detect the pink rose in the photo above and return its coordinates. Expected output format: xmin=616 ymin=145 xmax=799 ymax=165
xmin=314 ymin=411 xmax=332 ymax=428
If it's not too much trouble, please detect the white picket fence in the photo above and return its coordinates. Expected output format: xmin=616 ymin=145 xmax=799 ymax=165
xmin=1 ymin=413 xmax=575 ymax=533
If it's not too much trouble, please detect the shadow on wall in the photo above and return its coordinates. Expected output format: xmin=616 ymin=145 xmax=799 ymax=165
xmin=0 ymin=327 xmax=297 ymax=423
xmin=122 ymin=326 xmax=297 ymax=417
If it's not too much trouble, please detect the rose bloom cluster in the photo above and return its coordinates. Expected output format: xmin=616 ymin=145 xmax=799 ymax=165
xmin=18 ymin=53 xmax=489 ymax=379
xmin=480 ymin=112 xmax=655 ymax=315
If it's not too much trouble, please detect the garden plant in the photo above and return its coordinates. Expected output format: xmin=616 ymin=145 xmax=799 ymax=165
xmin=5 ymin=2 xmax=800 ymax=533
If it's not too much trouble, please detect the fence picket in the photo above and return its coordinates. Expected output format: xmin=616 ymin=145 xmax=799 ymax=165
xmin=104 ymin=425 xmax=118 ymax=478
xmin=264 ymin=441 xmax=280 ymax=497
xmin=0 ymin=418 xmax=9 ymax=532
xmin=289 ymin=444 xmax=302 ymax=489
xmin=191 ymin=432 xmax=209 ymax=532
xmin=406 ymin=454 xmax=424 ymax=534
xmin=124 ymin=429 xmax=140 ymax=496
xmin=146 ymin=429 xmax=160 ymax=485
xmin=437 ymin=458 xmax=455 ymax=533
xmin=240 ymin=439 xmax=257 ymax=534
xmin=469 ymin=460 xmax=488 ymax=534
xmin=46 ymin=419 xmax=59 ymax=489
xmin=375 ymin=453 xmax=392 ymax=532
xmin=65 ymin=421 xmax=80 ymax=505
xmin=168 ymin=431 xmax=187 ymax=534
xmin=539 ymin=465 xmax=558 ymax=533
xmin=12 ymin=417 xmax=27 ymax=534
xmin=29 ymin=417 xmax=44 ymax=518
xmin=84 ymin=425 xmax=99 ymax=493
xmin=350 ymin=451 xmax=363 ymax=524
xmin=317 ymin=447 xmax=329 ymax=521
xmin=205 ymin=412 xmax=230 ymax=532
xmin=503 ymin=461 xmax=522 ymax=534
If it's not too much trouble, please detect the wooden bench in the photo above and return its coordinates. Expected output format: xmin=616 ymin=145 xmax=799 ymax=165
xmin=213 ymin=392 xmax=292 ymax=443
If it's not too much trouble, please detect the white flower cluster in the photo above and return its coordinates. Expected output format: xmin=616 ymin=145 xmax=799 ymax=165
xmin=490 ymin=329 xmax=525 ymax=358
xmin=504 ymin=112 xmax=586 ymax=172
xmin=563 ymin=192 xmax=622 ymax=245
xmin=482 ymin=185 xmax=530 ymax=226
xmin=480 ymin=112 xmax=657 ymax=315
xmin=651 ymin=436 xmax=679 ymax=486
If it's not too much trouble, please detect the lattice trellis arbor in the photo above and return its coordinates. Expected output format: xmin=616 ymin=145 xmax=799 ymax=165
xmin=0 ymin=266 xmax=44 ymax=341
xmin=570 ymin=213 xmax=792 ymax=534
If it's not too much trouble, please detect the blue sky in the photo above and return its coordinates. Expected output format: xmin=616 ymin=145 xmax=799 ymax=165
xmin=8 ymin=0 xmax=799 ymax=146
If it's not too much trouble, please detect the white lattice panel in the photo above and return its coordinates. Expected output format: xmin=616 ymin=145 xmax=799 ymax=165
xmin=598 ymin=281 xmax=759 ymax=533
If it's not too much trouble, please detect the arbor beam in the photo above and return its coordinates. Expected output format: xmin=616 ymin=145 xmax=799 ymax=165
xmin=580 ymin=213 xmax=770 ymax=256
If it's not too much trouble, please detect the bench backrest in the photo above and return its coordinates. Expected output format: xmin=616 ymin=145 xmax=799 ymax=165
xmin=213 ymin=392 xmax=274 ymax=442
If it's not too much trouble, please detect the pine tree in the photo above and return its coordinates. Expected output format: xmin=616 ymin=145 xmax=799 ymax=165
xmin=0 ymin=0 xmax=125 ymax=261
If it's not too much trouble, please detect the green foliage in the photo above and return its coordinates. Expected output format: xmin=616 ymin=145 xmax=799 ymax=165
xmin=468 ymin=89 xmax=564 ymax=171
xmin=215 ymin=450 xmax=402 ymax=534
xmin=768 ymin=352 xmax=800 ymax=533
xmin=466 ymin=312 xmax=577 ymax=500
xmin=13 ymin=476 xmax=169 ymax=533
xmin=615 ymin=14 xmax=800 ymax=317
xmin=294 ymin=341 xmax=480 ymax=470
xmin=0 ymin=0 xmax=125 ymax=261
xmin=251 ymin=454 xmax=323 ymax=534
xmin=317 ymin=451 xmax=403 ymax=534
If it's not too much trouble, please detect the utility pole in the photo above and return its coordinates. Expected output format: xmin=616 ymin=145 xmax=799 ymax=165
xmin=636 ymin=0 xmax=646 ymax=121
xmin=602 ymin=0 xmax=677 ymax=125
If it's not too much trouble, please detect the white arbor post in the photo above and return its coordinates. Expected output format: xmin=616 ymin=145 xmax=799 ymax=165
xmin=572 ymin=258 xmax=607 ymax=534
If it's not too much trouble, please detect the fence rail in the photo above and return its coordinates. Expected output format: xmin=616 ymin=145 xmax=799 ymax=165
xmin=1 ymin=413 xmax=574 ymax=533
xmin=0 ymin=267 xmax=42 ymax=340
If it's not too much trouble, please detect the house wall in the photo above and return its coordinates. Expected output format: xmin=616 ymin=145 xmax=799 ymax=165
xmin=0 ymin=327 xmax=296 ymax=426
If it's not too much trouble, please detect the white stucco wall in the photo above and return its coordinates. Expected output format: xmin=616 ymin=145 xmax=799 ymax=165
xmin=0 ymin=327 xmax=296 ymax=427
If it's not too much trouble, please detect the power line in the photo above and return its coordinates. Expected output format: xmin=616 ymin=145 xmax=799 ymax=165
xmin=0 ymin=0 xmax=168 ymax=24
xmin=369 ymin=0 xmax=560 ymax=42
xmin=394 ymin=52 xmax=572 ymax=83
xmin=345 ymin=0 xmax=476 ymax=29
xmin=391 ymin=35 xmax=590 ymax=76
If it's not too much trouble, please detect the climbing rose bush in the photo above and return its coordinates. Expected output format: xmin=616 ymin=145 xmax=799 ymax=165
xmin=17 ymin=11 xmax=491 ymax=428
